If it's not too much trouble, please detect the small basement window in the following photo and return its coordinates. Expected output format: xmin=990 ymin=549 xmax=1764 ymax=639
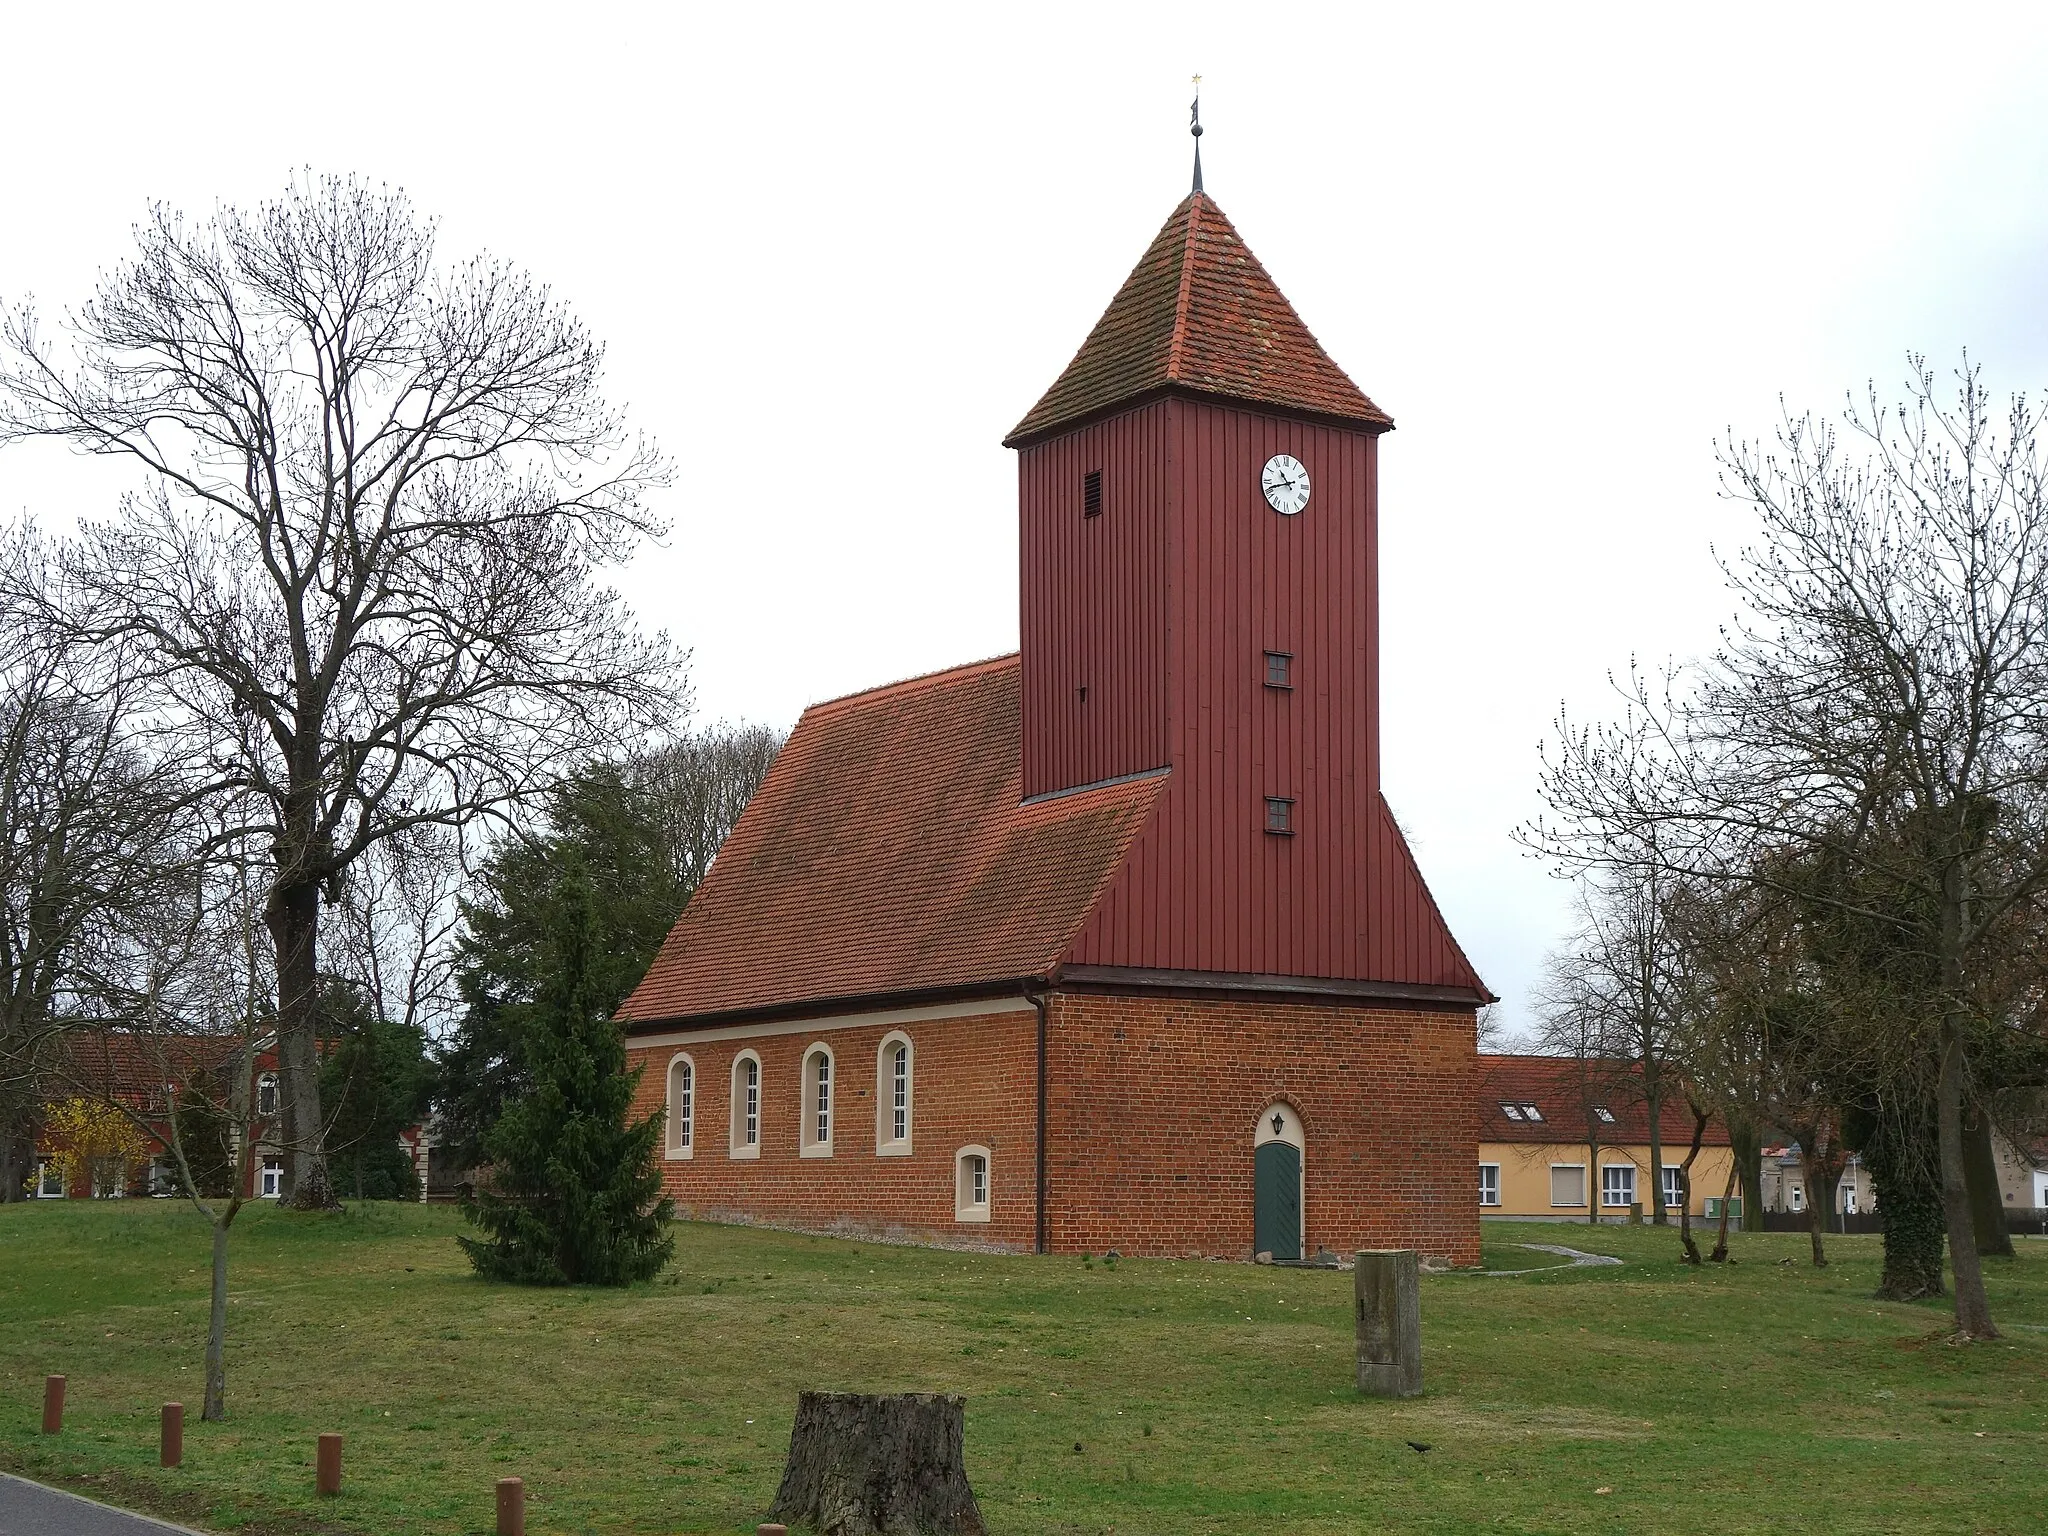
xmin=1264 ymin=797 xmax=1294 ymax=835
xmin=1264 ymin=651 xmax=1293 ymax=689
xmin=1083 ymin=469 xmax=1103 ymax=518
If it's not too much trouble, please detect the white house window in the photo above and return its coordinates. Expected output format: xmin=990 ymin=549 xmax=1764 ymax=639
xmin=666 ymin=1056 xmax=695 ymax=1159
xmin=1550 ymin=1164 xmax=1586 ymax=1207
xmin=260 ymin=1159 xmax=283 ymax=1199
xmin=955 ymin=1146 xmax=991 ymax=1223
xmin=36 ymin=1161 xmax=63 ymax=1198
xmin=1843 ymin=1185 xmax=1858 ymax=1215
xmin=877 ymin=1034 xmax=913 ymax=1155
xmin=1661 ymin=1165 xmax=1684 ymax=1212
xmin=731 ymin=1053 xmax=761 ymax=1157
xmin=1479 ymin=1164 xmax=1500 ymax=1206
xmin=1788 ymin=1179 xmax=1804 ymax=1212
xmin=94 ymin=1166 xmax=127 ymax=1199
xmin=1601 ymin=1163 xmax=1636 ymax=1208
xmin=257 ymin=1072 xmax=278 ymax=1118
xmin=801 ymin=1046 xmax=834 ymax=1156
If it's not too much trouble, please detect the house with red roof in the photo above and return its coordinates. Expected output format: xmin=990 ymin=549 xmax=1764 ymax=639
xmin=1478 ymin=1055 xmax=1736 ymax=1221
xmin=617 ymin=174 xmax=1491 ymax=1264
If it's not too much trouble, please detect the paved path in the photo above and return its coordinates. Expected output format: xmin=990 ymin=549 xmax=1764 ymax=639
xmin=0 ymin=1475 xmax=205 ymax=1535
xmin=1484 ymin=1242 xmax=1625 ymax=1276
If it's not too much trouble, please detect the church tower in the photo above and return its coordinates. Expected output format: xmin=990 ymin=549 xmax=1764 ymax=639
xmin=1005 ymin=191 xmax=1479 ymax=996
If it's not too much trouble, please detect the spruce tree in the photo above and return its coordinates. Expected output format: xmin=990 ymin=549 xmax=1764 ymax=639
xmin=458 ymin=864 xmax=674 ymax=1284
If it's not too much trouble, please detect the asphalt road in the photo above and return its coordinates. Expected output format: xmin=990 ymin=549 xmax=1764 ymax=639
xmin=0 ymin=1476 xmax=203 ymax=1535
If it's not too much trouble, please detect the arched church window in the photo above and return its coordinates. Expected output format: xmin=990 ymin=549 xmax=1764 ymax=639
xmin=667 ymin=1055 xmax=695 ymax=1158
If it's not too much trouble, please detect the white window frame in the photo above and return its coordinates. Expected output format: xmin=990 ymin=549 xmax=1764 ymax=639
xmin=1478 ymin=1163 xmax=1500 ymax=1207
xmin=876 ymin=1032 xmax=914 ymax=1156
xmin=256 ymin=1072 xmax=278 ymax=1118
xmin=1843 ymin=1185 xmax=1858 ymax=1215
xmin=1601 ymin=1162 xmax=1637 ymax=1208
xmin=36 ymin=1160 xmax=63 ymax=1198
xmin=955 ymin=1144 xmax=991 ymax=1223
xmin=801 ymin=1043 xmax=835 ymax=1157
xmin=730 ymin=1051 xmax=762 ymax=1158
xmin=1549 ymin=1162 xmax=1586 ymax=1208
xmin=1661 ymin=1164 xmax=1684 ymax=1212
xmin=666 ymin=1054 xmax=695 ymax=1159
xmin=1788 ymin=1179 xmax=1804 ymax=1212
xmin=260 ymin=1158 xmax=283 ymax=1199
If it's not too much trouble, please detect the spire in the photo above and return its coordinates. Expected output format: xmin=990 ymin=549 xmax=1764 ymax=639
xmin=1190 ymin=75 xmax=1204 ymax=195
xmin=1004 ymin=191 xmax=1392 ymax=447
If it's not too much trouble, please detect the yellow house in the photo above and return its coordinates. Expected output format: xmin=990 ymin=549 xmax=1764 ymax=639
xmin=1479 ymin=1055 xmax=1738 ymax=1221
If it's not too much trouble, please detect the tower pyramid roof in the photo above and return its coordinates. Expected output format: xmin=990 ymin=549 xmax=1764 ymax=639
xmin=1004 ymin=191 xmax=1391 ymax=446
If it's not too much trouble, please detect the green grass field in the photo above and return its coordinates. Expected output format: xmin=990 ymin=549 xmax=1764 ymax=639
xmin=2 ymin=1202 xmax=2044 ymax=1535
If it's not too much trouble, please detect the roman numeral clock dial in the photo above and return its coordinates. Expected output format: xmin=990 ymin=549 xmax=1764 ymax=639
xmin=1261 ymin=453 xmax=1310 ymax=515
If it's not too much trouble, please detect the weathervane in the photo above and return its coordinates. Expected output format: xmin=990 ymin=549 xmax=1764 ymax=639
xmin=1190 ymin=74 xmax=1204 ymax=195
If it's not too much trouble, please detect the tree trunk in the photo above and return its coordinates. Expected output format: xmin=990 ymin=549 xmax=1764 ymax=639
xmin=204 ymin=1217 xmax=230 ymax=1421
xmin=1728 ymin=1118 xmax=1764 ymax=1233
xmin=768 ymin=1392 xmax=985 ymax=1536
xmin=1963 ymin=1105 xmax=2015 ymax=1259
xmin=1646 ymin=1072 xmax=1667 ymax=1225
xmin=1677 ymin=1101 xmax=1708 ymax=1266
xmin=1709 ymin=1158 xmax=1737 ymax=1263
xmin=1866 ymin=1099 xmax=1945 ymax=1301
xmin=0 ymin=1117 xmax=22 ymax=1203
xmin=1936 ymin=1019 xmax=1998 ymax=1337
xmin=265 ymin=880 xmax=333 ymax=1210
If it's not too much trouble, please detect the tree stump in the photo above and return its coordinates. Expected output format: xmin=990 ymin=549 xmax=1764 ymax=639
xmin=767 ymin=1392 xmax=986 ymax=1536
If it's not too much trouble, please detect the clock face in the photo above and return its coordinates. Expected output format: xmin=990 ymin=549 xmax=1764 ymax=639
xmin=1261 ymin=453 xmax=1310 ymax=515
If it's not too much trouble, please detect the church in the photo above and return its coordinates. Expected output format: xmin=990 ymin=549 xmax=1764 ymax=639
xmin=617 ymin=158 xmax=1490 ymax=1265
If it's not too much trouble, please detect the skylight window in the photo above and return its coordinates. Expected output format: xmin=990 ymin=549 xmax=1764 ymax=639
xmin=1593 ymin=1106 xmax=1616 ymax=1124
xmin=1499 ymin=1102 xmax=1524 ymax=1121
xmin=1520 ymin=1104 xmax=1544 ymax=1122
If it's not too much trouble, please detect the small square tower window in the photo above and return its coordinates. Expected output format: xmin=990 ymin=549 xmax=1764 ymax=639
xmin=1264 ymin=651 xmax=1292 ymax=689
xmin=1083 ymin=470 xmax=1103 ymax=518
xmin=1264 ymin=797 xmax=1294 ymax=835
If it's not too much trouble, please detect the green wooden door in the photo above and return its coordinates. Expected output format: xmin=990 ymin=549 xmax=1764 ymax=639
xmin=1254 ymin=1140 xmax=1302 ymax=1261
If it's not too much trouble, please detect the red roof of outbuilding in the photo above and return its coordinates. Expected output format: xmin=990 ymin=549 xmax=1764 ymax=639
xmin=615 ymin=657 xmax=1168 ymax=1026
xmin=1478 ymin=1055 xmax=1730 ymax=1147
xmin=1004 ymin=192 xmax=1392 ymax=446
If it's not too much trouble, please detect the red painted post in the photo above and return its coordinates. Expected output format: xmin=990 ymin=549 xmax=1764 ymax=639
xmin=40 ymin=1376 xmax=65 ymax=1434
xmin=161 ymin=1403 xmax=183 ymax=1467
xmin=495 ymin=1476 xmax=525 ymax=1536
xmin=316 ymin=1432 xmax=342 ymax=1495
xmin=757 ymin=1526 xmax=788 ymax=1536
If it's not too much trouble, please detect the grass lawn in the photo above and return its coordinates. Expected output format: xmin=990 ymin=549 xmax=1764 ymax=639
xmin=3 ymin=1203 xmax=2045 ymax=1535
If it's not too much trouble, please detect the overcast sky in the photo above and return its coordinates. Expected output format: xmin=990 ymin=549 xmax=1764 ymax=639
xmin=5 ymin=3 xmax=2047 ymax=1035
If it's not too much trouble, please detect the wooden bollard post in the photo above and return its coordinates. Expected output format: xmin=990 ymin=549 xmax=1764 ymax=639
xmin=758 ymin=1526 xmax=789 ymax=1536
xmin=161 ymin=1402 xmax=184 ymax=1468
xmin=1354 ymin=1249 xmax=1423 ymax=1398
xmin=316 ymin=1432 xmax=343 ymax=1495
xmin=495 ymin=1475 xmax=525 ymax=1536
xmin=41 ymin=1375 xmax=65 ymax=1434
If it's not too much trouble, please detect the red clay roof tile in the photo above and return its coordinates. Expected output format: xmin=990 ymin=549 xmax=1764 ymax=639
xmin=1479 ymin=1054 xmax=1729 ymax=1147
xmin=1004 ymin=192 xmax=1392 ymax=446
xmin=615 ymin=656 xmax=1167 ymax=1026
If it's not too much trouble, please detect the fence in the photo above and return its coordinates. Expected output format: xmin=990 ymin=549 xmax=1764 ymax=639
xmin=1757 ymin=1208 xmax=2048 ymax=1237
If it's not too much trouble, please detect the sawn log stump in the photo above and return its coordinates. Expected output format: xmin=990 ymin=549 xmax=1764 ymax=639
xmin=767 ymin=1391 xmax=986 ymax=1536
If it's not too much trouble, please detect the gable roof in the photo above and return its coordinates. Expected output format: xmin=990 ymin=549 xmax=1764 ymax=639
xmin=1478 ymin=1054 xmax=1730 ymax=1148
xmin=615 ymin=657 xmax=1168 ymax=1027
xmin=1004 ymin=192 xmax=1392 ymax=447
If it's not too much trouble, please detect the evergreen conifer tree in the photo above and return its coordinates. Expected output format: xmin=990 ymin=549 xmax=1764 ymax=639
xmin=458 ymin=864 xmax=673 ymax=1284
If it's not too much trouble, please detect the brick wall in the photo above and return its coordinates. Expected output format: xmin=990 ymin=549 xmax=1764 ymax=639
xmin=623 ymin=1005 xmax=1041 ymax=1252
xmin=1044 ymin=992 xmax=1479 ymax=1266
xmin=626 ymin=990 xmax=1479 ymax=1268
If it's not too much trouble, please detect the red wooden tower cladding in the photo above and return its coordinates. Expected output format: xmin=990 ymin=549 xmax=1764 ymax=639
xmin=1008 ymin=190 xmax=1478 ymax=996
xmin=615 ymin=170 xmax=1489 ymax=1265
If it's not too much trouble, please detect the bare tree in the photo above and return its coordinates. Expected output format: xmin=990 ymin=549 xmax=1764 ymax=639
xmin=0 ymin=176 xmax=685 ymax=1206
xmin=0 ymin=527 xmax=184 ymax=1199
xmin=1528 ymin=358 xmax=2048 ymax=1340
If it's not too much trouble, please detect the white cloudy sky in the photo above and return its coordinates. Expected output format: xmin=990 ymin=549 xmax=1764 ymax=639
xmin=4 ymin=3 xmax=2047 ymax=1034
